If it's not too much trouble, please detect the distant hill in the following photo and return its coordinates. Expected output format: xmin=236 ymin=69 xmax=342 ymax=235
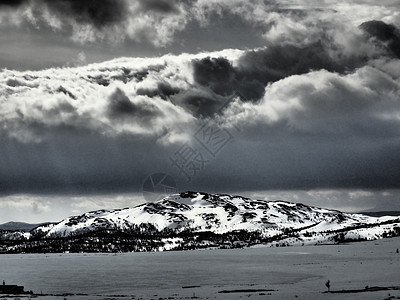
xmin=0 ymin=222 xmax=50 ymax=232
xmin=360 ymin=211 xmax=400 ymax=218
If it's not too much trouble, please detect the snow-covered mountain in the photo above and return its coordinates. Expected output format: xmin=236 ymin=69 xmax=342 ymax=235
xmin=1 ymin=192 xmax=399 ymax=253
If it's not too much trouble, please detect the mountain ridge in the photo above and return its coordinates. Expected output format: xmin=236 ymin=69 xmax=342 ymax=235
xmin=1 ymin=191 xmax=399 ymax=253
xmin=0 ymin=221 xmax=51 ymax=232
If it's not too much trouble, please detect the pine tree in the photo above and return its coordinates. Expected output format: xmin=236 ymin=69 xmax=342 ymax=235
xmin=325 ymin=280 xmax=330 ymax=292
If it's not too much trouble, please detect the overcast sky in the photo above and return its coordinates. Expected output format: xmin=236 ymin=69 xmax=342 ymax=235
xmin=1 ymin=0 xmax=400 ymax=223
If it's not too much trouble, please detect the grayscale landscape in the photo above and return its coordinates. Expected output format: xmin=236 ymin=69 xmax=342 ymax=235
xmin=1 ymin=0 xmax=400 ymax=299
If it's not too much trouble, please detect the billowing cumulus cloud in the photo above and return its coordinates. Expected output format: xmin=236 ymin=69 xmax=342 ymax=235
xmin=1 ymin=0 xmax=399 ymax=48
xmin=107 ymin=87 xmax=164 ymax=127
xmin=1 ymin=36 xmax=400 ymax=196
xmin=0 ymin=0 xmax=187 ymax=45
xmin=361 ymin=20 xmax=400 ymax=58
xmin=191 ymin=40 xmax=374 ymax=102
xmin=42 ymin=0 xmax=128 ymax=29
xmin=1 ymin=1 xmax=400 ymax=220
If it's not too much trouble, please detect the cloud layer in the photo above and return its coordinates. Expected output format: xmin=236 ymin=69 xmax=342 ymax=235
xmin=1 ymin=0 xmax=400 ymax=47
xmin=1 ymin=28 xmax=400 ymax=195
xmin=0 ymin=0 xmax=400 ymax=216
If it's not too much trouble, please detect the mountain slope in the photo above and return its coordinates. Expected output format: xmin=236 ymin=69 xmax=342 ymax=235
xmin=1 ymin=192 xmax=399 ymax=253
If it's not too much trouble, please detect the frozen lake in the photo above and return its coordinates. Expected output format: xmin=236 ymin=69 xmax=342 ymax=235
xmin=1 ymin=237 xmax=399 ymax=299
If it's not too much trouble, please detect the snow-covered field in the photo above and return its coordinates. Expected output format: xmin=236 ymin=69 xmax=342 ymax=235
xmin=0 ymin=237 xmax=399 ymax=299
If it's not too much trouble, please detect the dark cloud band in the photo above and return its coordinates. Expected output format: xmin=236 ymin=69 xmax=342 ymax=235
xmin=39 ymin=0 xmax=127 ymax=28
xmin=0 ymin=0 xmax=25 ymax=6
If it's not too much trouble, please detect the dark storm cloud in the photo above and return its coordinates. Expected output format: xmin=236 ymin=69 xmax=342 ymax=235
xmin=107 ymin=88 xmax=163 ymax=123
xmin=0 ymin=0 xmax=128 ymax=27
xmin=138 ymin=0 xmax=179 ymax=14
xmin=85 ymin=64 xmax=165 ymax=87
xmin=211 ymin=62 xmax=400 ymax=190
xmin=191 ymin=41 xmax=367 ymax=103
xmin=238 ymin=43 xmax=349 ymax=80
xmin=3 ymin=0 xmax=399 ymax=68
xmin=1 ymin=14 xmax=400 ymax=197
xmin=0 ymin=133 xmax=173 ymax=195
xmin=361 ymin=20 xmax=399 ymax=42
xmin=200 ymin=137 xmax=400 ymax=192
xmin=42 ymin=0 xmax=127 ymax=28
xmin=108 ymin=88 xmax=136 ymax=116
xmin=1 ymin=1 xmax=400 ymax=221
xmin=136 ymin=82 xmax=180 ymax=100
xmin=6 ymin=78 xmax=38 ymax=88
xmin=172 ymin=89 xmax=229 ymax=118
xmin=55 ymin=86 xmax=77 ymax=100
xmin=0 ymin=0 xmax=26 ymax=7
xmin=192 ymin=56 xmax=265 ymax=102
xmin=360 ymin=20 xmax=400 ymax=58
xmin=192 ymin=57 xmax=238 ymax=96
xmin=0 ymin=0 xmax=187 ymax=47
